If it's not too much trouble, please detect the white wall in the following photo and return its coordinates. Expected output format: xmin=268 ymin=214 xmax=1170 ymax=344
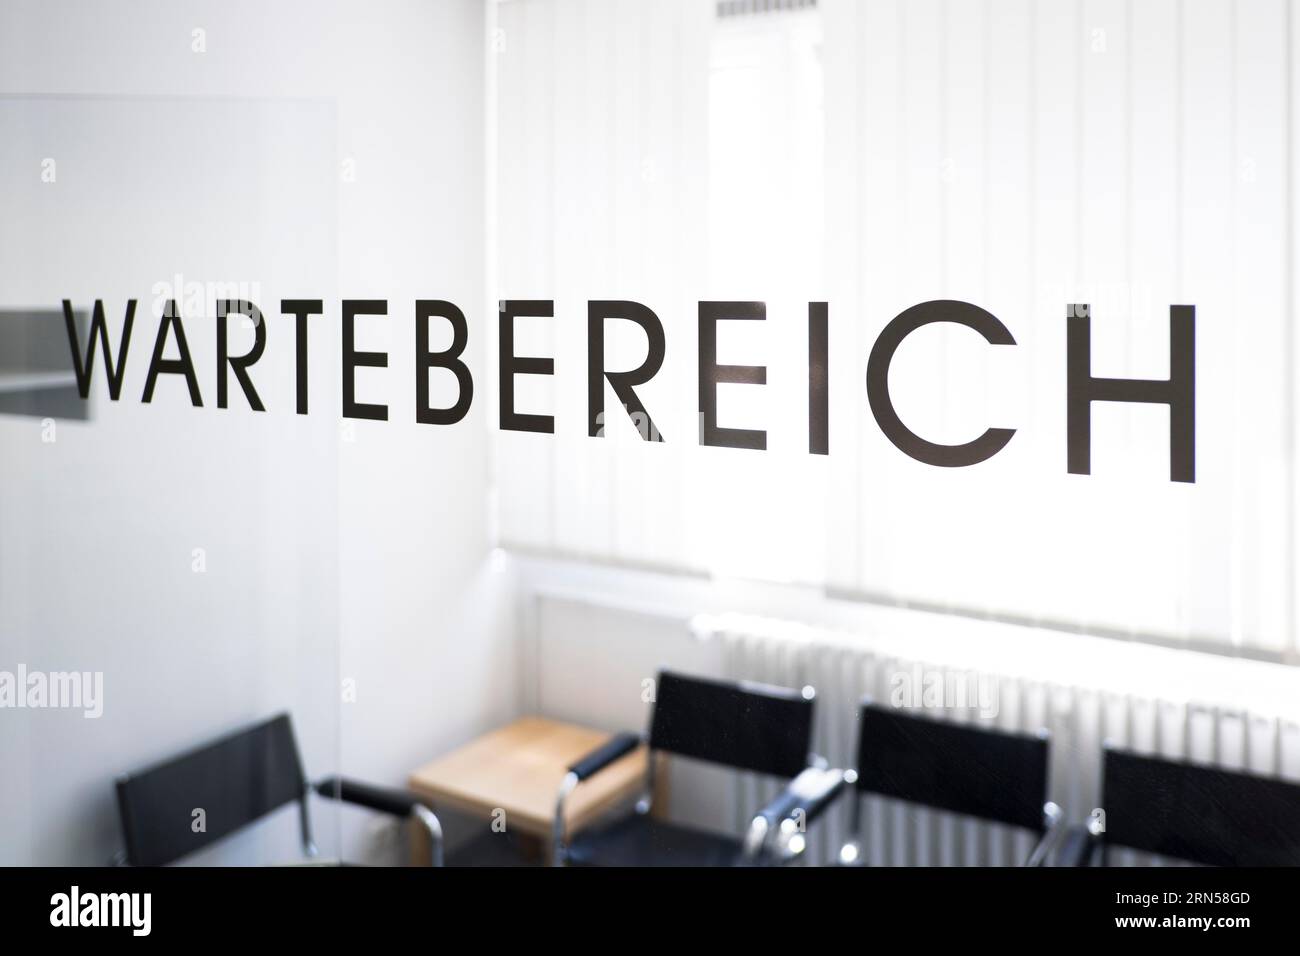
xmin=0 ymin=0 xmax=513 ymax=865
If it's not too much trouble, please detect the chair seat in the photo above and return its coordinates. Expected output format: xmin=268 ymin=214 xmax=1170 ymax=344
xmin=566 ymin=813 xmax=748 ymax=867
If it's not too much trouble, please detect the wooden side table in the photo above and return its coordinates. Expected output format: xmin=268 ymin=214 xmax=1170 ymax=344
xmin=408 ymin=716 xmax=659 ymax=864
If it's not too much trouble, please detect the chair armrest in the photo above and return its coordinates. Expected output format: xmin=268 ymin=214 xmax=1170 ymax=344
xmin=553 ymin=732 xmax=642 ymax=864
xmin=314 ymin=776 xmax=424 ymax=816
xmin=756 ymin=766 xmax=847 ymax=828
xmin=314 ymin=776 xmax=443 ymax=866
xmin=567 ymin=731 xmax=641 ymax=782
xmin=745 ymin=767 xmax=847 ymax=862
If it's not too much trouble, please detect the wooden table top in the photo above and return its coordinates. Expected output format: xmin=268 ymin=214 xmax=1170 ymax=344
xmin=408 ymin=716 xmax=648 ymax=838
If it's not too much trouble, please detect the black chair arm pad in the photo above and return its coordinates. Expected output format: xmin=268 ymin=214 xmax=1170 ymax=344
xmin=757 ymin=767 xmax=847 ymax=827
xmin=567 ymin=732 xmax=641 ymax=782
xmin=314 ymin=776 xmax=426 ymax=817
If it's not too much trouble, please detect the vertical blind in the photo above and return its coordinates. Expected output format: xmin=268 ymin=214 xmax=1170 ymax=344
xmin=492 ymin=0 xmax=1300 ymax=657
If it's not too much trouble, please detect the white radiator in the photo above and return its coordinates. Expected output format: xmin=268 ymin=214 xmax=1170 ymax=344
xmin=692 ymin=612 xmax=1300 ymax=866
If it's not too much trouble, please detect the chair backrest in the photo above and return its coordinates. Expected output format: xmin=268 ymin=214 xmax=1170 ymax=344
xmin=648 ymin=671 xmax=814 ymax=779
xmin=1101 ymin=747 xmax=1300 ymax=866
xmin=854 ymin=703 xmax=1049 ymax=832
xmin=116 ymin=713 xmax=306 ymax=866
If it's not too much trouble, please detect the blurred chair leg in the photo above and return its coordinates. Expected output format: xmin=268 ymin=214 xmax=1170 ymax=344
xmin=409 ymin=805 xmax=443 ymax=867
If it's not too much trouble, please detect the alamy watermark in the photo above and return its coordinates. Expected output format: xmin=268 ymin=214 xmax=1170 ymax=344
xmin=0 ymin=665 xmax=103 ymax=718
xmin=888 ymin=664 xmax=998 ymax=719
xmin=50 ymin=886 xmax=150 ymax=936
xmin=150 ymin=273 xmax=263 ymax=323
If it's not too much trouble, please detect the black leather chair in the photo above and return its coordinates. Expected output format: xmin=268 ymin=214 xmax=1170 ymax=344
xmin=837 ymin=701 xmax=1064 ymax=866
xmin=1064 ymin=746 xmax=1300 ymax=866
xmin=114 ymin=713 xmax=443 ymax=866
xmin=555 ymin=671 xmax=844 ymax=866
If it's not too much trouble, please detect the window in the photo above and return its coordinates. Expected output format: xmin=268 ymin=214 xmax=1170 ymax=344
xmin=493 ymin=0 xmax=1300 ymax=658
